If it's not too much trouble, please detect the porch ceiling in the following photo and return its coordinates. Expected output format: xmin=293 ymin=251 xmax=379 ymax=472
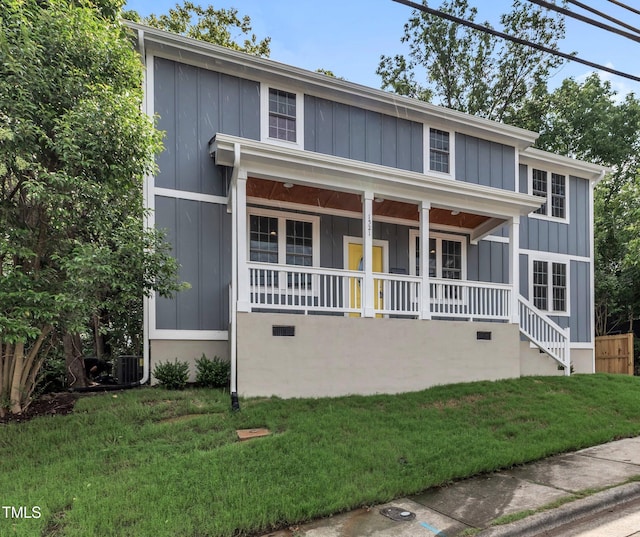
xmin=247 ymin=177 xmax=499 ymax=230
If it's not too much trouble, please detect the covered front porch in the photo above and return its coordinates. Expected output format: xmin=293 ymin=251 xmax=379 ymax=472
xmin=210 ymin=134 xmax=571 ymax=396
xmin=212 ymin=134 xmax=541 ymax=324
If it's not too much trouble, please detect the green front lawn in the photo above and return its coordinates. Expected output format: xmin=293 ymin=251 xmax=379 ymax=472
xmin=2 ymin=374 xmax=640 ymax=537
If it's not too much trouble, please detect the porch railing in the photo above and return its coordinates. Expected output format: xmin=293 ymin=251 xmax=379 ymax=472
xmin=518 ymin=295 xmax=570 ymax=373
xmin=247 ymin=262 xmax=512 ymax=320
xmin=430 ymin=279 xmax=511 ymax=321
xmin=248 ymin=262 xmax=363 ymax=315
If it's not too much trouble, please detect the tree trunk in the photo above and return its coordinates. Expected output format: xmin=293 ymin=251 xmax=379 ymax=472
xmin=64 ymin=332 xmax=87 ymax=388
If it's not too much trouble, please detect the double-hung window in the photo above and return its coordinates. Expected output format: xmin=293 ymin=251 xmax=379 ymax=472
xmin=410 ymin=231 xmax=465 ymax=280
xmin=531 ymin=259 xmax=567 ymax=313
xmin=249 ymin=209 xmax=319 ymax=287
xmin=261 ymin=84 xmax=303 ymax=147
xmin=424 ymin=126 xmax=453 ymax=175
xmin=530 ymin=168 xmax=567 ymax=221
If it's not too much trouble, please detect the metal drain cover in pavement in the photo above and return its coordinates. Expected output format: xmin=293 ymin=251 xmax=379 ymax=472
xmin=379 ymin=507 xmax=416 ymax=522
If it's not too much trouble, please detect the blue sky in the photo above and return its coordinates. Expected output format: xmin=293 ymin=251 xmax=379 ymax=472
xmin=124 ymin=0 xmax=640 ymax=98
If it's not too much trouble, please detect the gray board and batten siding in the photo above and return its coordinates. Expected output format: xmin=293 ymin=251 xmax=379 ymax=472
xmin=455 ymin=134 xmax=516 ymax=191
xmin=151 ymin=56 xmax=590 ymax=342
xmin=518 ymin=164 xmax=591 ymax=257
xmin=304 ymin=95 xmax=424 ymax=172
xmin=154 ymin=57 xmax=260 ymax=197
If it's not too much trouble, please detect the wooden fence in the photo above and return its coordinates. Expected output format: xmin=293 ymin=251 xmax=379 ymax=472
xmin=595 ymin=333 xmax=634 ymax=375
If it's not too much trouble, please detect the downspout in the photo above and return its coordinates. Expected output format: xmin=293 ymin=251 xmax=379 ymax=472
xmin=229 ymin=143 xmax=241 ymax=410
xmin=139 ymin=27 xmax=151 ymax=386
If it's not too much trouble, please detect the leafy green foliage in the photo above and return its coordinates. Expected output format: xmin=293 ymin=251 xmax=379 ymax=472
xmin=135 ymin=1 xmax=270 ymax=56
xmin=153 ymin=359 xmax=190 ymax=390
xmin=377 ymin=0 xmax=566 ymax=122
xmin=531 ymin=74 xmax=640 ymax=336
xmin=0 ymin=0 xmax=183 ymax=413
xmin=195 ymin=354 xmax=230 ymax=388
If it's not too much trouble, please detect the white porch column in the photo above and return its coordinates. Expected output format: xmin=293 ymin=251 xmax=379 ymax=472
xmin=420 ymin=201 xmax=431 ymax=320
xmin=509 ymin=215 xmax=520 ymax=324
xmin=236 ymin=171 xmax=250 ymax=312
xmin=362 ymin=191 xmax=375 ymax=317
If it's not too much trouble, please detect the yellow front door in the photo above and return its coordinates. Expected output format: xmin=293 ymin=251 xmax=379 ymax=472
xmin=348 ymin=243 xmax=383 ymax=317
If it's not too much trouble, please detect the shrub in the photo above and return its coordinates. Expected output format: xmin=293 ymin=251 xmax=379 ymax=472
xmin=195 ymin=354 xmax=230 ymax=388
xmin=153 ymin=359 xmax=189 ymax=390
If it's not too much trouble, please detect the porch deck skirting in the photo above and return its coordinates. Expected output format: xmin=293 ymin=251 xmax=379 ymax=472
xmin=247 ymin=262 xmax=512 ymax=320
xmin=236 ymin=312 xmax=521 ymax=398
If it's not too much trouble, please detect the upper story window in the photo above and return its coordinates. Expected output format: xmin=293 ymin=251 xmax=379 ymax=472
xmin=430 ymin=129 xmax=450 ymax=173
xmin=424 ymin=126 xmax=453 ymax=176
xmin=530 ymin=168 xmax=568 ymax=221
xmin=261 ymin=84 xmax=304 ymax=148
xmin=269 ymin=89 xmax=297 ymax=142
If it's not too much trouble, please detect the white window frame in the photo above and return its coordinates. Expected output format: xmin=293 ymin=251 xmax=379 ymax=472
xmin=528 ymin=255 xmax=570 ymax=317
xmin=423 ymin=124 xmax=455 ymax=178
xmin=260 ymin=83 xmax=304 ymax=149
xmin=409 ymin=230 xmax=467 ymax=279
xmin=528 ymin=167 xmax=570 ymax=223
xmin=247 ymin=207 xmax=319 ymax=266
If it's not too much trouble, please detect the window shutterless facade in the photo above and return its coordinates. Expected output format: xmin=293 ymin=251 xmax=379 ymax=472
xmin=530 ymin=168 xmax=568 ymax=221
xmin=260 ymin=84 xmax=304 ymax=148
xmin=424 ymin=125 xmax=453 ymax=176
xmin=531 ymin=259 xmax=568 ymax=313
xmin=409 ymin=231 xmax=465 ymax=279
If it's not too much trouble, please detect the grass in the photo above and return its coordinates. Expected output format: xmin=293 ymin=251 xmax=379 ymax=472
xmin=2 ymin=374 xmax=640 ymax=536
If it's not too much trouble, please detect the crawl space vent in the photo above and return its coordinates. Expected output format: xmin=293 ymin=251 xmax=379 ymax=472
xmin=477 ymin=331 xmax=492 ymax=340
xmin=272 ymin=325 xmax=295 ymax=337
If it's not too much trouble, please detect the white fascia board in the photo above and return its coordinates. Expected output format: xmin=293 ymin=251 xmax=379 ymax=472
xmin=126 ymin=21 xmax=538 ymax=150
xmin=212 ymin=134 xmax=543 ymax=219
xmin=520 ymin=147 xmax=611 ymax=181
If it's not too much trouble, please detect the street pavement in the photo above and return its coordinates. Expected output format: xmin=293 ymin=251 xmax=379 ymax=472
xmin=260 ymin=437 xmax=640 ymax=537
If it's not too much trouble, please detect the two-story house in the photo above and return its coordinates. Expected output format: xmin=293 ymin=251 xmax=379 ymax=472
xmin=129 ymin=22 xmax=606 ymax=400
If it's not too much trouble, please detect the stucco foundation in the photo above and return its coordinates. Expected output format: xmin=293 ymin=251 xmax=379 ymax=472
xmin=150 ymin=340 xmax=230 ymax=384
xmin=519 ymin=342 xmax=594 ymax=376
xmin=236 ymin=312 xmax=521 ymax=398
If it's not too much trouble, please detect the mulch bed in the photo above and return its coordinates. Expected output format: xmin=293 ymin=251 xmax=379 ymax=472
xmin=0 ymin=392 xmax=78 ymax=425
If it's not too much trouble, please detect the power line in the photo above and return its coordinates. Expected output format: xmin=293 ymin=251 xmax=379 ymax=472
xmin=391 ymin=0 xmax=640 ymax=83
xmin=567 ymin=0 xmax=640 ymax=37
xmin=528 ymin=0 xmax=640 ymax=43
xmin=607 ymin=0 xmax=640 ymax=18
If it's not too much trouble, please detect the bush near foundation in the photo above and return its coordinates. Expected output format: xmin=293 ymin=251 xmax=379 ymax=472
xmin=195 ymin=355 xmax=230 ymax=388
xmin=153 ymin=359 xmax=189 ymax=390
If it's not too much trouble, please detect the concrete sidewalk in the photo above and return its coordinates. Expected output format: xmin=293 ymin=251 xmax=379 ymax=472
xmin=260 ymin=437 xmax=640 ymax=537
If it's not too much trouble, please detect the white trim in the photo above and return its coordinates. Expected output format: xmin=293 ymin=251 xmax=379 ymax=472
xmin=571 ymin=342 xmax=595 ymax=349
xmin=423 ymin=124 xmax=455 ymax=178
xmin=519 ymin=249 xmax=591 ymax=264
xmin=142 ymin=49 xmax=155 ymax=385
xmin=514 ymin=148 xmax=520 ymax=194
xmin=260 ymin=82 xmax=304 ymax=149
xmin=521 ymin=147 xmax=611 ymax=181
xmin=527 ymin=166 xmax=570 ymax=224
xmin=155 ymin=187 xmax=228 ymax=205
xmin=589 ymin=177 xmax=597 ymax=370
xmin=247 ymin=206 xmax=320 ymax=267
xmin=528 ymin=257 xmax=571 ymax=317
xmin=150 ymin=329 xmax=229 ymax=341
xmin=482 ymin=235 xmax=509 ymax=244
xmin=129 ymin=21 xmax=541 ymax=150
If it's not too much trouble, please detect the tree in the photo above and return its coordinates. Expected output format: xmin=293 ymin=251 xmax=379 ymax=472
xmin=131 ymin=1 xmax=270 ymax=56
xmin=377 ymin=0 xmax=566 ymax=123
xmin=532 ymin=74 xmax=640 ymax=336
xmin=0 ymin=0 xmax=182 ymax=414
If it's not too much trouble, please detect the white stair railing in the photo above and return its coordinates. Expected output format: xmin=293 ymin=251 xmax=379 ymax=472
xmin=518 ymin=295 xmax=571 ymax=374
